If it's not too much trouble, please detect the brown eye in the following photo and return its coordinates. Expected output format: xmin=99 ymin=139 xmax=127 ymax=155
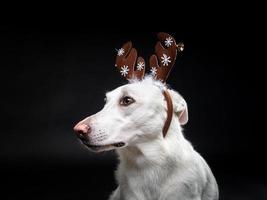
xmin=120 ymin=96 xmax=135 ymax=106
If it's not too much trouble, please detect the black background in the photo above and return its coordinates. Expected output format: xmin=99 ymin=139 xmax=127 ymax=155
xmin=0 ymin=12 xmax=265 ymax=200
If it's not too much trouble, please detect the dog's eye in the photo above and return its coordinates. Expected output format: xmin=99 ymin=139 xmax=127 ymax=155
xmin=120 ymin=96 xmax=135 ymax=106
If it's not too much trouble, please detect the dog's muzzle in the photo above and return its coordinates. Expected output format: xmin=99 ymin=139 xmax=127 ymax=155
xmin=73 ymin=123 xmax=126 ymax=151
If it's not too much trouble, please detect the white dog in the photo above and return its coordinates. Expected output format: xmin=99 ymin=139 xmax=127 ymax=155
xmin=74 ymin=76 xmax=219 ymax=200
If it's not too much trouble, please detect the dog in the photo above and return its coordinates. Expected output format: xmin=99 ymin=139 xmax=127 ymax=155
xmin=73 ymin=33 xmax=219 ymax=200
xmin=74 ymin=76 xmax=219 ymax=200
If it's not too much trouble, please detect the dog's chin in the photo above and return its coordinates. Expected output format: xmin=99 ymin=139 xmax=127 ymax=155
xmin=81 ymin=141 xmax=126 ymax=153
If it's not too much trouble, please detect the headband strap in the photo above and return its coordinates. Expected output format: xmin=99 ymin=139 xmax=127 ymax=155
xmin=162 ymin=90 xmax=173 ymax=137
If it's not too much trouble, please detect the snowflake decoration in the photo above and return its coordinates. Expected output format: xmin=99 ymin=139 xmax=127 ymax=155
xmin=117 ymin=48 xmax=125 ymax=56
xmin=136 ymin=61 xmax=145 ymax=71
xmin=161 ymin=54 xmax=171 ymax=66
xmin=150 ymin=67 xmax=157 ymax=77
xmin=165 ymin=37 xmax=173 ymax=47
xmin=120 ymin=65 xmax=129 ymax=77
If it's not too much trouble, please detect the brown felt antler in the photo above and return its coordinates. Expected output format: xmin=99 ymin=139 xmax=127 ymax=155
xmin=115 ymin=42 xmax=145 ymax=80
xmin=149 ymin=32 xmax=183 ymax=82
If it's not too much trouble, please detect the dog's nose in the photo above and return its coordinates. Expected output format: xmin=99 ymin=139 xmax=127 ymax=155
xmin=74 ymin=123 xmax=91 ymax=136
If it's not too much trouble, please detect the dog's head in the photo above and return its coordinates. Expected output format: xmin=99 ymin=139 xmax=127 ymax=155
xmin=74 ymin=77 xmax=188 ymax=152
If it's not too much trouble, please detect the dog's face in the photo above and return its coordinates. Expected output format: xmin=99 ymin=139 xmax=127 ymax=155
xmin=74 ymin=77 xmax=188 ymax=152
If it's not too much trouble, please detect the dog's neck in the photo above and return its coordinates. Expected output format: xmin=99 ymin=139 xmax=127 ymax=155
xmin=117 ymin=116 xmax=193 ymax=169
xmin=115 ymin=116 xmax=194 ymax=198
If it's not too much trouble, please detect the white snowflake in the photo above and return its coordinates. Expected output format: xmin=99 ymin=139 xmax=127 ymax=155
xmin=150 ymin=67 xmax=157 ymax=77
xmin=120 ymin=65 xmax=129 ymax=77
xmin=165 ymin=37 xmax=173 ymax=47
xmin=161 ymin=54 xmax=171 ymax=66
xmin=136 ymin=61 xmax=145 ymax=71
xmin=117 ymin=48 xmax=125 ymax=56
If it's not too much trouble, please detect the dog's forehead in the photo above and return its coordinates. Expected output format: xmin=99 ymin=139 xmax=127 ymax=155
xmin=122 ymin=83 xmax=153 ymax=94
xmin=107 ymin=81 xmax=161 ymax=99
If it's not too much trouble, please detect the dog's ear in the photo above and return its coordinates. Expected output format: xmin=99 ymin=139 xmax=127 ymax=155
xmin=168 ymin=90 xmax=188 ymax=125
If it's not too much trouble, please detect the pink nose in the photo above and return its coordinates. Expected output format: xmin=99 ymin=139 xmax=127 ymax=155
xmin=74 ymin=123 xmax=91 ymax=136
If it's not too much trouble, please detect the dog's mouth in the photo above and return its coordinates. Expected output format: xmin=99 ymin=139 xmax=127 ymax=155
xmin=80 ymin=140 xmax=126 ymax=152
xmin=88 ymin=142 xmax=125 ymax=151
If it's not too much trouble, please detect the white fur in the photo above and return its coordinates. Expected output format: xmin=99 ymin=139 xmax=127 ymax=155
xmin=76 ymin=76 xmax=219 ymax=200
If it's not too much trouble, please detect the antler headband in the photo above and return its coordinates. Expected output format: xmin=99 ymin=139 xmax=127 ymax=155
xmin=115 ymin=32 xmax=184 ymax=137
